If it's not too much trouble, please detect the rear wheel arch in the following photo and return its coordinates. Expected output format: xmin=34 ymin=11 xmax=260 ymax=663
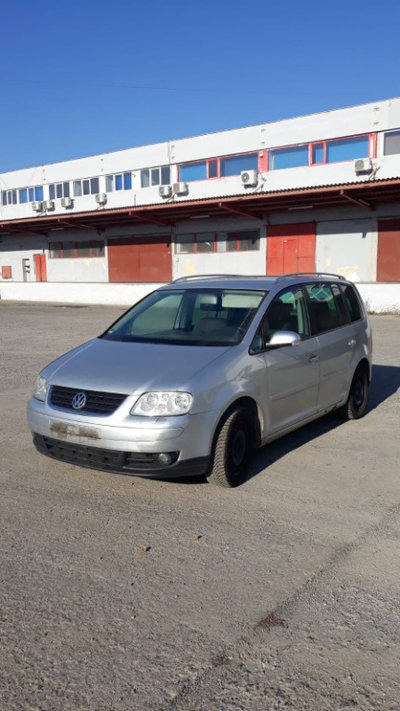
xmin=339 ymin=359 xmax=370 ymax=420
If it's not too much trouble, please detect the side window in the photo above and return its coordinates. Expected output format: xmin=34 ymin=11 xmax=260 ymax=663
xmin=257 ymin=287 xmax=310 ymax=346
xmin=340 ymin=284 xmax=362 ymax=322
xmin=306 ymin=283 xmax=342 ymax=333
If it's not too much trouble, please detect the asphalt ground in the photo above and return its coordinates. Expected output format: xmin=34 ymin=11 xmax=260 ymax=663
xmin=0 ymin=302 xmax=399 ymax=711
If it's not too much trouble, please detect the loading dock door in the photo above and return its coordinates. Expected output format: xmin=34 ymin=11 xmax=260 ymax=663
xmin=108 ymin=236 xmax=172 ymax=283
xmin=267 ymin=223 xmax=315 ymax=275
xmin=377 ymin=220 xmax=400 ymax=282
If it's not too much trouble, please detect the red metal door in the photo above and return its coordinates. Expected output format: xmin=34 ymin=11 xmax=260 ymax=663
xmin=34 ymin=254 xmax=47 ymax=281
xmin=377 ymin=220 xmax=400 ymax=281
xmin=283 ymin=237 xmax=297 ymax=272
xmin=267 ymin=223 xmax=316 ymax=275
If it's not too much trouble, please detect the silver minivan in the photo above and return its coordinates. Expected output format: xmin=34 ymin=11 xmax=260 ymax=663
xmin=27 ymin=273 xmax=372 ymax=487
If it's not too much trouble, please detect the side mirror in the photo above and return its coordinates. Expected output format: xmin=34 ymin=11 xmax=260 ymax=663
xmin=267 ymin=330 xmax=301 ymax=348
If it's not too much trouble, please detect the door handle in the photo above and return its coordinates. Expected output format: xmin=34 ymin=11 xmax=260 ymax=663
xmin=347 ymin=339 xmax=356 ymax=347
xmin=309 ymin=355 xmax=319 ymax=363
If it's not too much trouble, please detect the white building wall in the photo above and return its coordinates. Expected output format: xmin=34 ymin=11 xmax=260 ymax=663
xmin=0 ymin=281 xmax=158 ymax=306
xmin=2 ymin=97 xmax=400 ymax=222
xmin=172 ymin=217 xmax=266 ymax=279
xmin=1 ymin=279 xmax=399 ymax=314
xmin=316 ymin=218 xmax=378 ymax=282
xmin=1 ymin=98 xmax=400 ymax=311
xmin=47 ymin=256 xmax=108 ymax=282
xmin=0 ymin=235 xmax=47 ymax=281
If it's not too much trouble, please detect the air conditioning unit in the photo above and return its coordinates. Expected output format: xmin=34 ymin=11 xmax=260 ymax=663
xmin=173 ymin=182 xmax=189 ymax=196
xmin=45 ymin=200 xmax=55 ymax=211
xmin=31 ymin=201 xmax=43 ymax=212
xmin=241 ymin=170 xmax=258 ymax=187
xmin=95 ymin=193 xmax=107 ymax=205
xmin=61 ymin=197 xmax=73 ymax=208
xmin=354 ymin=158 xmax=373 ymax=174
xmin=159 ymin=184 xmax=173 ymax=198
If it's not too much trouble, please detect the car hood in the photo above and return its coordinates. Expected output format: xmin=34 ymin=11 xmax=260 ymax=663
xmin=42 ymin=337 xmax=232 ymax=394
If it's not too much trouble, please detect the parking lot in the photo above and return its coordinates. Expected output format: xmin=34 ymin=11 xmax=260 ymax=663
xmin=1 ymin=302 xmax=399 ymax=711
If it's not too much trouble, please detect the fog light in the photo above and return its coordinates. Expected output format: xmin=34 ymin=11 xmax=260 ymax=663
xmin=157 ymin=452 xmax=173 ymax=465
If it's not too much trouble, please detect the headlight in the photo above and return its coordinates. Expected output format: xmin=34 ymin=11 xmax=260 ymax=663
xmin=130 ymin=391 xmax=193 ymax=417
xmin=32 ymin=375 xmax=49 ymax=402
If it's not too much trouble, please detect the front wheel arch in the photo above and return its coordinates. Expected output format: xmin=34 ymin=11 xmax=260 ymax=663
xmin=206 ymin=400 xmax=259 ymax=488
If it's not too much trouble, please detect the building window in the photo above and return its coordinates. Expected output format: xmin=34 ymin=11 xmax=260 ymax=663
xmin=269 ymin=145 xmax=309 ymax=170
xmin=325 ymin=136 xmax=369 ymax=163
xmin=105 ymin=172 xmax=132 ymax=192
xmin=178 ymin=152 xmax=259 ymax=182
xmin=178 ymin=161 xmax=207 ymax=182
xmin=383 ymin=130 xmax=400 ymax=156
xmin=49 ymin=241 xmax=105 ymax=258
xmin=175 ymin=230 xmax=260 ymax=254
xmin=1 ymin=190 xmax=17 ymax=206
xmin=48 ymin=182 xmax=70 ymax=200
xmin=73 ymin=177 xmax=100 ymax=197
xmin=140 ymin=166 xmax=171 ymax=188
xmin=223 ymin=230 xmax=260 ymax=252
xmin=175 ymin=232 xmax=214 ymax=253
xmin=269 ymin=134 xmax=371 ymax=170
xmin=312 ymin=143 xmax=325 ymax=163
xmin=220 ymin=153 xmax=258 ymax=176
xmin=2 ymin=186 xmax=43 ymax=205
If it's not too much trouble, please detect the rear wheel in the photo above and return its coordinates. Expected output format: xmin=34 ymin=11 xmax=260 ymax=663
xmin=339 ymin=366 xmax=369 ymax=420
xmin=206 ymin=407 xmax=252 ymax=488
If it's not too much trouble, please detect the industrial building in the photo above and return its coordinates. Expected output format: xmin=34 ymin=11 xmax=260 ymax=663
xmin=1 ymin=97 xmax=400 ymax=311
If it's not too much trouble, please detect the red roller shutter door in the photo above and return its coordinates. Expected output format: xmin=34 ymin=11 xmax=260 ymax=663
xmin=108 ymin=236 xmax=172 ymax=283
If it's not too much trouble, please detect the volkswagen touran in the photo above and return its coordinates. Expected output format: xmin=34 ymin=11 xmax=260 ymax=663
xmin=27 ymin=273 xmax=372 ymax=487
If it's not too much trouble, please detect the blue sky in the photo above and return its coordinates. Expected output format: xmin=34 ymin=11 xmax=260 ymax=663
xmin=2 ymin=0 xmax=400 ymax=172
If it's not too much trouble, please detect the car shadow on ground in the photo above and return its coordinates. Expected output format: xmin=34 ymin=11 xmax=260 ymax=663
xmin=246 ymin=363 xmax=400 ymax=482
xmin=367 ymin=364 xmax=400 ymax=410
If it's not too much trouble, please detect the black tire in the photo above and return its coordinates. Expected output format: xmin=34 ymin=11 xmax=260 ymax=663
xmin=339 ymin=366 xmax=369 ymax=420
xmin=206 ymin=407 xmax=252 ymax=488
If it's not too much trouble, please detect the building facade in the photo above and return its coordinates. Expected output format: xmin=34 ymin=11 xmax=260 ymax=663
xmin=1 ymin=98 xmax=400 ymax=311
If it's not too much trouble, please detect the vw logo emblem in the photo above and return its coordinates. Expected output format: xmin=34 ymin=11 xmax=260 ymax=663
xmin=72 ymin=391 xmax=87 ymax=410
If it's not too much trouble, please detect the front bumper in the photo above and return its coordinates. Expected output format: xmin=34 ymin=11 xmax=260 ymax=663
xmin=33 ymin=434 xmax=209 ymax=478
xmin=27 ymin=396 xmax=215 ymax=479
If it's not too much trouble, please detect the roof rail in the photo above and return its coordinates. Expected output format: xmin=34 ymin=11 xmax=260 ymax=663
xmin=276 ymin=272 xmax=343 ymax=281
xmin=172 ymin=274 xmax=245 ymax=283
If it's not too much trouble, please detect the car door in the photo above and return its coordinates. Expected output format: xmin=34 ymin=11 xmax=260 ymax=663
xmin=305 ymin=282 xmax=356 ymax=410
xmin=251 ymin=286 xmax=320 ymax=436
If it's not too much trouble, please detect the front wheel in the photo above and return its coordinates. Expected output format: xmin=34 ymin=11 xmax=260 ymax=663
xmin=339 ymin=366 xmax=369 ymax=420
xmin=206 ymin=407 xmax=252 ymax=488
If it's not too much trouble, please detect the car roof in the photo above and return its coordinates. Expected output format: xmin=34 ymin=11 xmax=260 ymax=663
xmin=162 ymin=273 xmax=349 ymax=291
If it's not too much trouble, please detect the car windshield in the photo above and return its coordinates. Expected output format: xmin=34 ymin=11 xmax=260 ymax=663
xmin=101 ymin=288 xmax=267 ymax=346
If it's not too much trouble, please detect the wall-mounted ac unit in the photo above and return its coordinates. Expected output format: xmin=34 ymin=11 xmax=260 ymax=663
xmin=45 ymin=200 xmax=55 ymax=211
xmin=95 ymin=193 xmax=107 ymax=205
xmin=173 ymin=182 xmax=189 ymax=196
xmin=159 ymin=184 xmax=172 ymax=198
xmin=354 ymin=158 xmax=373 ymax=174
xmin=31 ymin=201 xmax=43 ymax=212
xmin=241 ymin=170 xmax=258 ymax=187
xmin=61 ymin=197 xmax=73 ymax=208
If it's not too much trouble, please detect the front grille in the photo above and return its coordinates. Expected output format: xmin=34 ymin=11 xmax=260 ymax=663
xmin=50 ymin=385 xmax=127 ymax=415
xmin=33 ymin=434 xmax=179 ymax=473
